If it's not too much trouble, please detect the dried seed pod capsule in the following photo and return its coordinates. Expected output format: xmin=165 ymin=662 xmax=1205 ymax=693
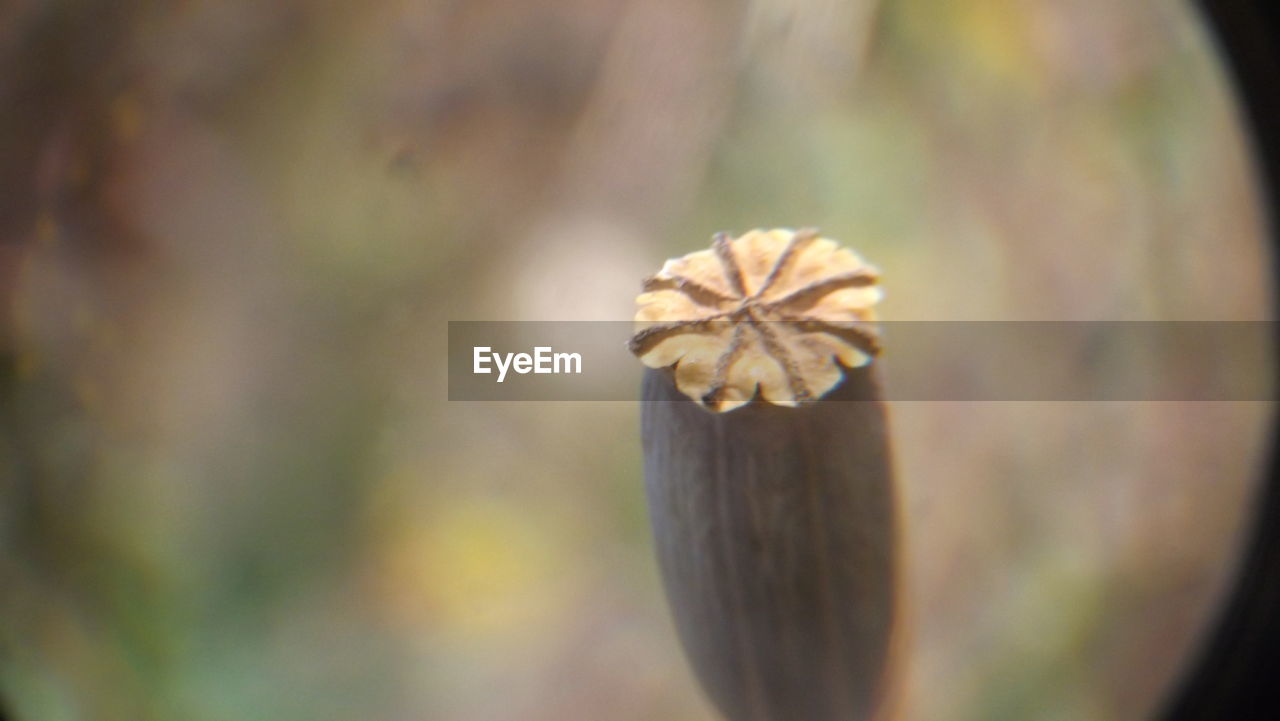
xmin=633 ymin=229 xmax=901 ymax=721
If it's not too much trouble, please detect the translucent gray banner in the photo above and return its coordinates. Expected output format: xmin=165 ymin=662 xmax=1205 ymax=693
xmin=447 ymin=321 xmax=1276 ymax=401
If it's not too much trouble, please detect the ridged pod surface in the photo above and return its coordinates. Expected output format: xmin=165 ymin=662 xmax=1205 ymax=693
xmin=634 ymin=230 xmax=901 ymax=721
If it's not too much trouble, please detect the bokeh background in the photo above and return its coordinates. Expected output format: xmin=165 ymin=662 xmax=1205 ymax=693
xmin=0 ymin=1 xmax=1272 ymax=720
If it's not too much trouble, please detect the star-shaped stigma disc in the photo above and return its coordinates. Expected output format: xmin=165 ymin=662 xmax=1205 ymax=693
xmin=629 ymin=228 xmax=883 ymax=412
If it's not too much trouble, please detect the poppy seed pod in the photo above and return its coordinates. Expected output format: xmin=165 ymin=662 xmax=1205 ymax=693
xmin=633 ymin=229 xmax=902 ymax=721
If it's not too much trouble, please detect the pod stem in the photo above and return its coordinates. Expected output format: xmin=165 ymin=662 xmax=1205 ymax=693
xmin=642 ymin=364 xmax=903 ymax=721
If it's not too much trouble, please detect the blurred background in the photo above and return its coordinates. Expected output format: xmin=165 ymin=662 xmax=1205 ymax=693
xmin=0 ymin=0 xmax=1272 ymax=720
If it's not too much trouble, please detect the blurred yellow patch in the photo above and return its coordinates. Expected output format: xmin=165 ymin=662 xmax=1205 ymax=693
xmin=955 ymin=1 xmax=1041 ymax=88
xmin=34 ymin=214 xmax=59 ymax=245
xmin=110 ymin=94 xmax=145 ymax=141
xmin=377 ymin=496 xmax=570 ymax=641
xmin=897 ymin=0 xmax=1045 ymax=95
